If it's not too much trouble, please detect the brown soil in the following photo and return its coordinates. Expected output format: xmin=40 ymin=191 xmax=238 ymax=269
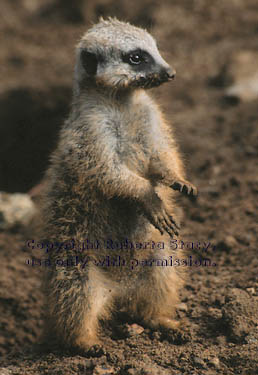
xmin=0 ymin=1 xmax=258 ymax=374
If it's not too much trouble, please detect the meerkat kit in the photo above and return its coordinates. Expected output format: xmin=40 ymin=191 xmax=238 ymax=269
xmin=42 ymin=17 xmax=197 ymax=351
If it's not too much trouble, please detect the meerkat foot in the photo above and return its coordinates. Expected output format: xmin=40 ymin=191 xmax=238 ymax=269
xmin=147 ymin=317 xmax=191 ymax=344
xmin=147 ymin=317 xmax=181 ymax=331
xmin=171 ymin=179 xmax=197 ymax=197
xmin=74 ymin=333 xmax=100 ymax=352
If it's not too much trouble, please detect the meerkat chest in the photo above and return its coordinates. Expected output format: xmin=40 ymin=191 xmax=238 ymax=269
xmin=111 ymin=103 xmax=158 ymax=166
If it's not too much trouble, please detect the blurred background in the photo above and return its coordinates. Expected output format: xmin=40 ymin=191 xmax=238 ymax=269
xmin=0 ymin=1 xmax=258 ymax=373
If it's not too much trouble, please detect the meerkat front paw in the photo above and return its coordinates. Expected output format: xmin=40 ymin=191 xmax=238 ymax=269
xmin=170 ymin=179 xmax=197 ymax=197
xmin=142 ymin=194 xmax=180 ymax=237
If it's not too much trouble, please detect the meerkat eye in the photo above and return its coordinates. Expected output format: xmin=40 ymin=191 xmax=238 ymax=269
xmin=129 ymin=53 xmax=144 ymax=65
xmin=122 ymin=50 xmax=150 ymax=66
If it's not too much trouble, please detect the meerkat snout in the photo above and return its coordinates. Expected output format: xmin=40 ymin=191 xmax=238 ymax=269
xmin=158 ymin=65 xmax=176 ymax=83
xmin=164 ymin=66 xmax=176 ymax=80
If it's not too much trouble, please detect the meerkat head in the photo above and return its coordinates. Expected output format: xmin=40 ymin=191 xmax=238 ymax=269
xmin=74 ymin=17 xmax=175 ymax=93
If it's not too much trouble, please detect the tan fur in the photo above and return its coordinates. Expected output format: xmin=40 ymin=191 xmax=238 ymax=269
xmin=41 ymin=18 xmax=197 ymax=351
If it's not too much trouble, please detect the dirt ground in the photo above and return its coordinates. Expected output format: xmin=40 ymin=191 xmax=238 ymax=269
xmin=0 ymin=0 xmax=258 ymax=374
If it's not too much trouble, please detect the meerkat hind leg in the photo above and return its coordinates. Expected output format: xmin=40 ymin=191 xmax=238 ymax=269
xmin=74 ymin=268 xmax=116 ymax=350
xmin=129 ymin=265 xmax=182 ymax=331
xmin=47 ymin=267 xmax=115 ymax=351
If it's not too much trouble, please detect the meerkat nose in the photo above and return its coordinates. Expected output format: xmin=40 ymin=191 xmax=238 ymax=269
xmin=165 ymin=66 xmax=176 ymax=80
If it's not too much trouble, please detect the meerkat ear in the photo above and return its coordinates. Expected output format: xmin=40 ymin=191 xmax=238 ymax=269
xmin=80 ymin=50 xmax=98 ymax=76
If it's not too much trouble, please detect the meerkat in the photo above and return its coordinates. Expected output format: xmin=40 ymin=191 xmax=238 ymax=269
xmin=42 ymin=17 xmax=197 ymax=351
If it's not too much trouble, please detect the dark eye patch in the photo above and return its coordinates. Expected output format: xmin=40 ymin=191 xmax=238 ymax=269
xmin=122 ymin=49 xmax=154 ymax=69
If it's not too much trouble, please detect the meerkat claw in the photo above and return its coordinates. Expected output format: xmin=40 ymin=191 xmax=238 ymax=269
xmin=171 ymin=180 xmax=197 ymax=197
